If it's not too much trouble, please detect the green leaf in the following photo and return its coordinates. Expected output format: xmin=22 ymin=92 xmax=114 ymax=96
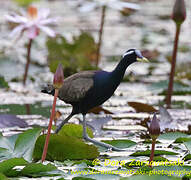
xmin=72 ymin=177 xmax=95 ymax=180
xmin=183 ymin=139 xmax=191 ymax=153
xmin=0 ymin=128 xmax=42 ymax=161
xmin=0 ymin=103 xmax=51 ymax=118
xmin=0 ymin=158 xmax=28 ymax=174
xmin=0 ymin=173 xmax=9 ymax=180
xmin=33 ymin=134 xmax=99 ymax=161
xmin=101 ymin=139 xmax=136 ymax=149
xmin=58 ymin=124 xmax=93 ymax=139
xmin=20 ymin=163 xmax=59 ymax=177
xmin=0 ymin=76 xmax=9 ymax=88
xmin=149 ymin=80 xmax=191 ymax=95
xmin=153 ymin=156 xmax=168 ymax=161
xmin=183 ymin=154 xmax=191 ymax=161
xmin=130 ymin=150 xmax=178 ymax=157
xmin=13 ymin=128 xmax=42 ymax=161
xmin=0 ymin=133 xmax=18 ymax=151
xmin=158 ymin=132 xmax=190 ymax=141
xmin=0 ymin=148 xmax=12 ymax=160
xmin=47 ymin=33 xmax=98 ymax=77
xmin=174 ymin=137 xmax=191 ymax=143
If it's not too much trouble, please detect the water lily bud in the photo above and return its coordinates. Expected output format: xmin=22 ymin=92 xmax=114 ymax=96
xmin=149 ymin=113 xmax=160 ymax=140
xmin=171 ymin=0 xmax=186 ymax=26
xmin=53 ymin=64 xmax=64 ymax=89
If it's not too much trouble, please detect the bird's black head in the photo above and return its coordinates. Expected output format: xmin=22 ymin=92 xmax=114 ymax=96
xmin=122 ymin=49 xmax=149 ymax=63
xmin=41 ymin=84 xmax=55 ymax=96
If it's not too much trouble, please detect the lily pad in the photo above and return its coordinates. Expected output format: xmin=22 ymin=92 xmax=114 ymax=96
xmin=47 ymin=33 xmax=98 ymax=77
xmin=149 ymin=80 xmax=191 ymax=95
xmin=183 ymin=154 xmax=191 ymax=161
xmin=0 ymin=76 xmax=9 ymax=88
xmin=0 ymin=114 xmax=28 ymax=128
xmin=183 ymin=140 xmax=191 ymax=153
xmin=130 ymin=150 xmax=178 ymax=157
xmin=0 ymin=173 xmax=9 ymax=180
xmin=33 ymin=134 xmax=99 ymax=161
xmin=0 ymin=128 xmax=42 ymax=161
xmin=58 ymin=124 xmax=94 ymax=139
xmin=174 ymin=137 xmax=191 ymax=143
xmin=158 ymin=132 xmax=190 ymax=141
xmin=0 ymin=158 xmax=28 ymax=174
xmin=20 ymin=163 xmax=60 ymax=177
xmin=101 ymin=139 xmax=136 ymax=149
xmin=72 ymin=177 xmax=95 ymax=180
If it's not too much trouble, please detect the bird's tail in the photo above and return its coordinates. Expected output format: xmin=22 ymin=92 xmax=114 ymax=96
xmin=41 ymin=84 xmax=55 ymax=95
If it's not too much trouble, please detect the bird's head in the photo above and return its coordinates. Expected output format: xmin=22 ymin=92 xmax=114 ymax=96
xmin=123 ymin=49 xmax=149 ymax=63
xmin=41 ymin=84 xmax=55 ymax=96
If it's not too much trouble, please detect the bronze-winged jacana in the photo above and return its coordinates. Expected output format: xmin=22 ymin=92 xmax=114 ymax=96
xmin=42 ymin=49 xmax=148 ymax=151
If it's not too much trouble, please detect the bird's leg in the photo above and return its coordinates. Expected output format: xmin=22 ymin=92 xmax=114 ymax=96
xmin=55 ymin=113 xmax=73 ymax=133
xmin=82 ymin=115 xmax=125 ymax=151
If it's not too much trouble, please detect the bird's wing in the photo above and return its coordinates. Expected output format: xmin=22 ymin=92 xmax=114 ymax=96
xmin=58 ymin=70 xmax=98 ymax=103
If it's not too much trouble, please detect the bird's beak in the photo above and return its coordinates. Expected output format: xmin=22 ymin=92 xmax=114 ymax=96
xmin=137 ymin=57 xmax=149 ymax=63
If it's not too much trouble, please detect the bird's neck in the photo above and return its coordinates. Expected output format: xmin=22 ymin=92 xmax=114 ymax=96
xmin=110 ymin=57 xmax=134 ymax=82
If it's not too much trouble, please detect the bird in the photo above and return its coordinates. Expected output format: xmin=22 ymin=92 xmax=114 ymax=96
xmin=42 ymin=49 xmax=148 ymax=151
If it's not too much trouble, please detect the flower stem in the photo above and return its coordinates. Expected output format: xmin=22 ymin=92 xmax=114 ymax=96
xmin=95 ymin=5 xmax=106 ymax=67
xmin=23 ymin=38 xmax=33 ymax=86
xmin=41 ymin=88 xmax=59 ymax=162
xmin=166 ymin=24 xmax=181 ymax=108
xmin=149 ymin=138 xmax=156 ymax=167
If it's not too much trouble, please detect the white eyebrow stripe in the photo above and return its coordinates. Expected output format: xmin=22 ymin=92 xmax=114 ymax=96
xmin=123 ymin=50 xmax=134 ymax=58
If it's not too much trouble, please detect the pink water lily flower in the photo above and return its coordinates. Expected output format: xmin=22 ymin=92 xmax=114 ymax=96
xmin=6 ymin=6 xmax=57 ymax=39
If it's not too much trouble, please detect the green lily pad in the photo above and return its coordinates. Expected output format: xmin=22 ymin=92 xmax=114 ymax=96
xmin=153 ymin=156 xmax=168 ymax=161
xmin=58 ymin=124 xmax=93 ymax=139
xmin=183 ymin=154 xmax=191 ymax=161
xmin=0 ymin=173 xmax=9 ymax=180
xmin=72 ymin=177 xmax=95 ymax=180
xmin=47 ymin=33 xmax=98 ymax=78
xmin=183 ymin=139 xmax=191 ymax=153
xmin=20 ymin=163 xmax=60 ymax=177
xmin=14 ymin=128 xmax=42 ymax=161
xmin=33 ymin=134 xmax=99 ymax=161
xmin=0 ymin=76 xmax=9 ymax=88
xmin=130 ymin=150 xmax=178 ymax=157
xmin=0 ymin=103 xmax=51 ymax=118
xmin=0 ymin=128 xmax=42 ymax=161
xmin=149 ymin=80 xmax=191 ymax=95
xmin=174 ymin=137 xmax=191 ymax=143
xmin=101 ymin=139 xmax=136 ymax=149
xmin=0 ymin=158 xmax=28 ymax=174
xmin=158 ymin=132 xmax=190 ymax=141
xmin=0 ymin=158 xmax=28 ymax=177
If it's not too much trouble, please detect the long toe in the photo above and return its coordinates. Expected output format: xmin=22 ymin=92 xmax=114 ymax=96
xmin=84 ymin=136 xmax=127 ymax=152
